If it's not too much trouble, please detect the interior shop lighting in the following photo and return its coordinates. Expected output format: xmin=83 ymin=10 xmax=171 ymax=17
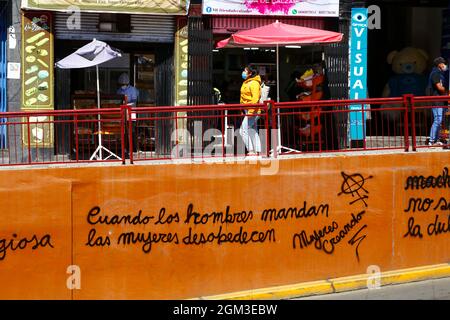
xmin=98 ymin=22 xmax=115 ymax=32
xmin=286 ymin=45 xmax=302 ymax=49
xmin=244 ymin=48 xmax=251 ymax=50
xmin=250 ymin=47 xmax=259 ymax=50
xmin=212 ymin=49 xmax=219 ymax=52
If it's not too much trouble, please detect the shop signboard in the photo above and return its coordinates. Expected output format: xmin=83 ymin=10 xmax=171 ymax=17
xmin=21 ymin=0 xmax=187 ymax=15
xmin=21 ymin=11 xmax=53 ymax=110
xmin=202 ymin=0 xmax=339 ymax=17
xmin=21 ymin=115 xmax=54 ymax=147
xmin=348 ymin=8 xmax=368 ymax=143
xmin=21 ymin=11 xmax=54 ymax=147
xmin=174 ymin=19 xmax=188 ymax=145
xmin=175 ymin=21 xmax=188 ymax=107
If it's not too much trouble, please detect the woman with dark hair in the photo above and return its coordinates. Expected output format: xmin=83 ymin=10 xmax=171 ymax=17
xmin=239 ymin=64 xmax=262 ymax=155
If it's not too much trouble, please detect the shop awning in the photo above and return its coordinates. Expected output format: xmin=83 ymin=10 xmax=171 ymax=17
xmin=21 ymin=0 xmax=187 ymax=15
xmin=216 ymin=21 xmax=343 ymax=48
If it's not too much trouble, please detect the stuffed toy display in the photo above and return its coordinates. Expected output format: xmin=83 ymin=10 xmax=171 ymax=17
xmin=381 ymin=47 xmax=429 ymax=122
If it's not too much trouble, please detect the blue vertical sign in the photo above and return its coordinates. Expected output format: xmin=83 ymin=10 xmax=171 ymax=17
xmin=349 ymin=8 xmax=368 ymax=142
xmin=0 ymin=5 xmax=7 ymax=149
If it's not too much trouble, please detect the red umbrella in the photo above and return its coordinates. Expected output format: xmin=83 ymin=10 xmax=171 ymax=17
xmin=217 ymin=21 xmax=343 ymax=102
xmin=217 ymin=21 xmax=343 ymax=48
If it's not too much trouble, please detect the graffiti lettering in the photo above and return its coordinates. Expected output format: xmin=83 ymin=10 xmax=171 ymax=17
xmin=182 ymin=226 xmax=275 ymax=245
xmin=348 ymin=225 xmax=368 ymax=262
xmin=403 ymin=217 xmax=423 ymax=238
xmin=87 ymin=206 xmax=154 ymax=226
xmin=184 ymin=204 xmax=253 ymax=225
xmin=433 ymin=197 xmax=450 ymax=211
xmin=427 ymin=214 xmax=450 ymax=237
xmin=322 ymin=211 xmax=366 ymax=255
xmin=293 ymin=211 xmax=366 ymax=259
xmin=0 ymin=233 xmax=53 ymax=261
xmin=403 ymin=197 xmax=434 ymax=213
xmin=155 ymin=208 xmax=180 ymax=225
xmin=117 ymin=231 xmax=179 ymax=253
xmin=260 ymin=202 xmax=329 ymax=222
xmin=292 ymin=221 xmax=338 ymax=250
xmin=404 ymin=168 xmax=450 ymax=190
xmin=86 ymin=228 xmax=111 ymax=247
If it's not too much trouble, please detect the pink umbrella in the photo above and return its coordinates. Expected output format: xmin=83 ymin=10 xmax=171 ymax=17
xmin=217 ymin=21 xmax=343 ymax=101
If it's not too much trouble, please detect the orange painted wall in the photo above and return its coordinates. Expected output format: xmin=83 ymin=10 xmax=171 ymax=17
xmin=0 ymin=152 xmax=449 ymax=299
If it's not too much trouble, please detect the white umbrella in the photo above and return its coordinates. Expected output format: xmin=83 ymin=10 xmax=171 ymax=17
xmin=56 ymin=39 xmax=122 ymax=160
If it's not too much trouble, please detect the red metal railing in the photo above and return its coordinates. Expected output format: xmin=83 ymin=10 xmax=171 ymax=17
xmin=0 ymin=95 xmax=448 ymax=166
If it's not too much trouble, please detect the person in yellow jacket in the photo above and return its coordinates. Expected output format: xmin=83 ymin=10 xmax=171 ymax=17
xmin=239 ymin=64 xmax=262 ymax=155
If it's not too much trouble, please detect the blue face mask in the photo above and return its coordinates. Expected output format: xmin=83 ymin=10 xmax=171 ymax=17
xmin=242 ymin=71 xmax=248 ymax=80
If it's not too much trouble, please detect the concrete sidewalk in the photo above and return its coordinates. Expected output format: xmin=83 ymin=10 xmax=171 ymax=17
xmin=199 ymin=264 xmax=450 ymax=300
xmin=296 ymin=277 xmax=450 ymax=300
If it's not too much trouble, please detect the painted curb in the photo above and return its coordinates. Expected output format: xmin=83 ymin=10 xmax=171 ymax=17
xmin=195 ymin=263 xmax=450 ymax=300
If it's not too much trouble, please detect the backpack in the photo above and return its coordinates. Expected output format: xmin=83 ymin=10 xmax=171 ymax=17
xmin=259 ymin=82 xmax=270 ymax=103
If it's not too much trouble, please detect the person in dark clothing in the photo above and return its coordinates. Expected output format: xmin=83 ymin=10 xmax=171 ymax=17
xmin=285 ymin=71 xmax=304 ymax=101
xmin=427 ymin=57 xmax=449 ymax=146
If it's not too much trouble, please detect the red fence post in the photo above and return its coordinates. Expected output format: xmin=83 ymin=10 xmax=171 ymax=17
xmin=409 ymin=95 xmax=417 ymax=152
xmin=403 ymin=94 xmax=412 ymax=152
xmin=271 ymin=100 xmax=278 ymax=158
xmin=74 ymin=114 xmax=79 ymax=162
xmin=120 ymin=105 xmax=126 ymax=164
xmin=264 ymin=101 xmax=270 ymax=158
xmin=127 ymin=105 xmax=134 ymax=164
xmin=26 ymin=115 xmax=32 ymax=164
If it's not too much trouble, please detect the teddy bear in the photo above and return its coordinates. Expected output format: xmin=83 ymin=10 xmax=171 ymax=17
xmin=383 ymin=47 xmax=429 ymax=97
xmin=381 ymin=47 xmax=429 ymax=123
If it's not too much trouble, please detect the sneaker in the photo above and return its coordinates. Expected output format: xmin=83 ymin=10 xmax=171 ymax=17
xmin=428 ymin=141 xmax=443 ymax=147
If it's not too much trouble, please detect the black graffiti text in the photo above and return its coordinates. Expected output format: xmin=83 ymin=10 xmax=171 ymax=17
xmin=320 ymin=211 xmax=366 ymax=255
xmin=292 ymin=221 xmax=339 ymax=250
xmin=86 ymin=228 xmax=111 ymax=247
xmin=87 ymin=206 xmax=154 ymax=226
xmin=260 ymin=202 xmax=329 ymax=222
xmin=117 ymin=231 xmax=179 ymax=253
xmin=184 ymin=203 xmax=253 ymax=225
xmin=403 ymin=217 xmax=423 ymax=238
xmin=0 ymin=234 xmax=54 ymax=261
xmin=348 ymin=224 xmax=368 ymax=262
xmin=182 ymin=226 xmax=275 ymax=245
xmin=427 ymin=214 xmax=450 ymax=237
xmin=404 ymin=197 xmax=434 ymax=213
xmin=155 ymin=208 xmax=180 ymax=225
xmin=292 ymin=211 xmax=366 ymax=257
xmin=405 ymin=167 xmax=450 ymax=190
xmin=433 ymin=197 xmax=450 ymax=211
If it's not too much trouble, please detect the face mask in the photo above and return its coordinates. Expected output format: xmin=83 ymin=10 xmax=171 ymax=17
xmin=242 ymin=71 xmax=248 ymax=80
xmin=443 ymin=65 xmax=448 ymax=72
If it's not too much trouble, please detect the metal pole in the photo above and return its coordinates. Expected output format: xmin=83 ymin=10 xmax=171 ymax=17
xmin=276 ymin=43 xmax=280 ymax=103
xmin=276 ymin=43 xmax=281 ymax=154
xmin=96 ymin=64 xmax=102 ymax=160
